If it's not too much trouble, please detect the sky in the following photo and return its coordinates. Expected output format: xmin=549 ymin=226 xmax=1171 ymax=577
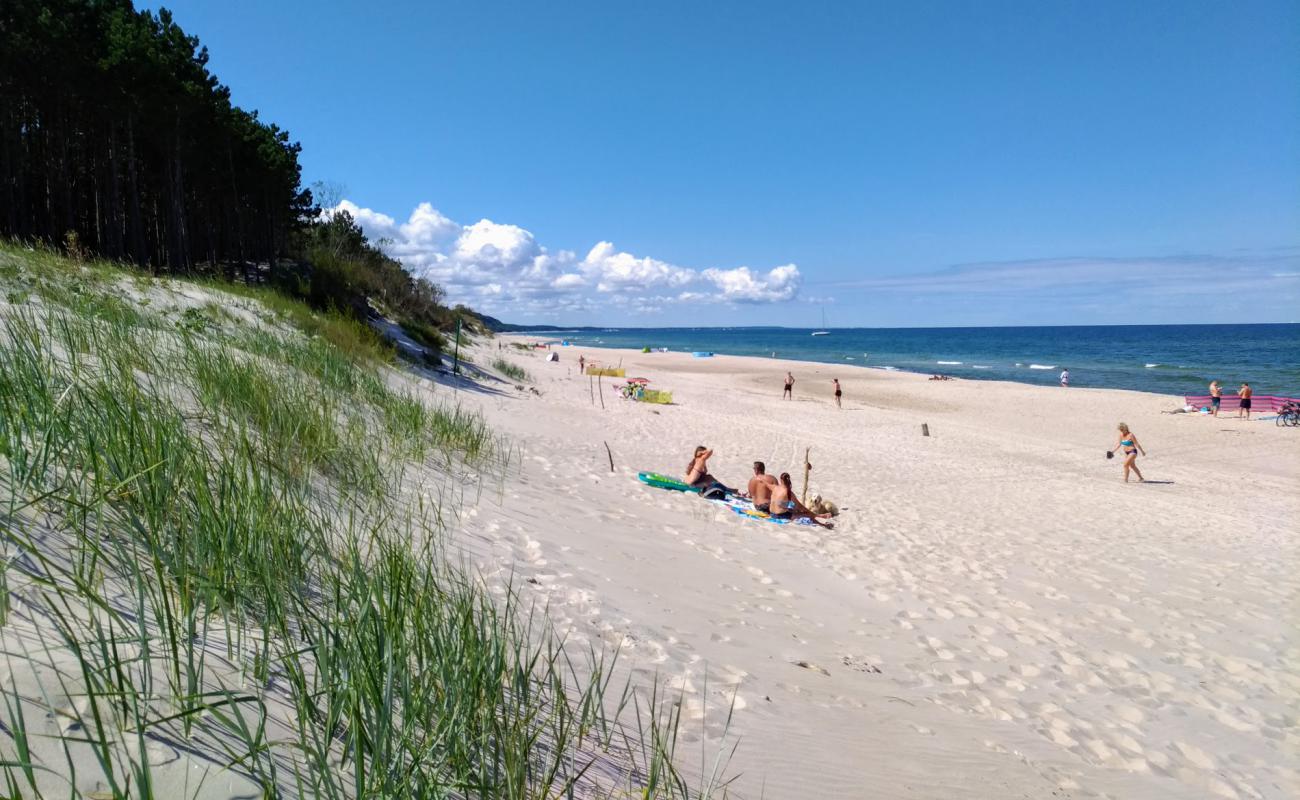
xmin=142 ymin=0 xmax=1299 ymax=326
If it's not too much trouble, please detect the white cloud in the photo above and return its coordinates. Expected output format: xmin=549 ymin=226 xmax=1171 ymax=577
xmin=702 ymin=264 xmax=802 ymax=303
xmin=580 ymin=241 xmax=696 ymax=292
xmin=327 ymin=199 xmax=803 ymax=315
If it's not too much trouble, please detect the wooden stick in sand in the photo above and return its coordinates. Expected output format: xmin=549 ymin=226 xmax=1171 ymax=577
xmin=598 ymin=373 xmax=605 ymax=409
xmin=801 ymin=447 xmax=811 ymax=506
xmin=603 ymin=440 xmax=614 ymax=472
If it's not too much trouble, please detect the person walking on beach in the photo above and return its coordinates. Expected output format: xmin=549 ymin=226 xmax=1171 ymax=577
xmin=783 ymin=372 xmax=795 ymax=400
xmin=578 ymin=355 xmax=586 ymax=374
xmin=1060 ymin=368 xmax=1070 ymax=387
xmin=1110 ymin=423 xmax=1146 ymax=483
xmin=770 ymin=473 xmax=833 ymax=528
xmin=747 ymin=462 xmax=778 ymax=512
xmin=1209 ymin=380 xmax=1222 ymax=416
xmin=832 ymin=378 xmax=842 ymax=408
xmin=1238 ymin=383 xmax=1253 ymax=420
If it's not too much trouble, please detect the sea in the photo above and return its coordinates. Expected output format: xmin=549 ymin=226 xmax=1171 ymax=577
xmin=518 ymin=324 xmax=1300 ymax=398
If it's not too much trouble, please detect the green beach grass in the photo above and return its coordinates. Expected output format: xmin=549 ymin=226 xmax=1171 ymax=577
xmin=492 ymin=357 xmax=531 ymax=383
xmin=0 ymin=242 xmax=729 ymax=799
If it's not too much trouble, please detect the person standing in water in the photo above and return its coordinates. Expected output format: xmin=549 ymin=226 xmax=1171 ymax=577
xmin=1060 ymin=368 xmax=1070 ymax=387
xmin=1209 ymin=380 xmax=1222 ymax=416
xmin=1238 ymin=382 xmax=1253 ymax=420
xmin=1110 ymin=423 xmax=1146 ymax=483
xmin=832 ymin=378 xmax=842 ymax=408
xmin=783 ymin=372 xmax=795 ymax=400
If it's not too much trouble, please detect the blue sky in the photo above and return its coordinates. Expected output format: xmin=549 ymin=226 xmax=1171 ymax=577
xmin=145 ymin=0 xmax=1299 ymax=326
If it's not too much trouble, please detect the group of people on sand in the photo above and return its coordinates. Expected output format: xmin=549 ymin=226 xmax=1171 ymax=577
xmin=782 ymin=372 xmax=844 ymax=408
xmin=685 ymin=447 xmax=834 ymax=528
xmin=1208 ymin=380 xmax=1255 ymax=419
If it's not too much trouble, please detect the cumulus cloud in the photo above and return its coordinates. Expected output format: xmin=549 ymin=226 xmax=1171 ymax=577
xmin=580 ymin=241 xmax=696 ymax=292
xmin=326 ymin=200 xmax=802 ymax=315
xmin=703 ymin=264 xmax=802 ymax=303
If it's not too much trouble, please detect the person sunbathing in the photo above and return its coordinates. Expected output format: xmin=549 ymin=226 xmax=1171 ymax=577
xmin=769 ymin=473 xmax=833 ymax=528
xmin=685 ymin=446 xmax=741 ymax=498
xmin=747 ymin=461 xmax=778 ymax=511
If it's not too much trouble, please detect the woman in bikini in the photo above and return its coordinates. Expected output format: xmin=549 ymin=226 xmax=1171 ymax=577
xmin=769 ymin=473 xmax=834 ymax=528
xmin=1111 ymin=423 xmax=1146 ymax=483
xmin=685 ymin=446 xmax=741 ymax=497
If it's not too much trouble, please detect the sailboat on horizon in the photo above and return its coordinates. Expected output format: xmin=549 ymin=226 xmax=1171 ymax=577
xmin=811 ymin=306 xmax=830 ymax=336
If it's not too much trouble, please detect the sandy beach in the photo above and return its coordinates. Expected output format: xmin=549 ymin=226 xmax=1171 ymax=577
xmin=446 ymin=338 xmax=1298 ymax=799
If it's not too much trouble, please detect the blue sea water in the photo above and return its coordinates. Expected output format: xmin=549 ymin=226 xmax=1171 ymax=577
xmin=523 ymin=324 xmax=1300 ymax=397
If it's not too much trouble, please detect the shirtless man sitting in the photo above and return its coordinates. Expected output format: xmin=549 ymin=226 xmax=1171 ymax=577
xmin=747 ymin=461 xmax=778 ymax=512
xmin=769 ymin=472 xmax=833 ymax=529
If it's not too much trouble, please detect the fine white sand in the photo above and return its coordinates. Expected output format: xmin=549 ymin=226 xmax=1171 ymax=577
xmin=447 ymin=339 xmax=1299 ymax=800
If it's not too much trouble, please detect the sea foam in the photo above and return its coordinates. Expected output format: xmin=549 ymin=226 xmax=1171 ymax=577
xmin=1029 ymin=364 xmax=1056 ymax=370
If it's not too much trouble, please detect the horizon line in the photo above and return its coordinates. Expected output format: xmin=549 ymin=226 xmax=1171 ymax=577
xmin=503 ymin=321 xmax=1300 ymax=331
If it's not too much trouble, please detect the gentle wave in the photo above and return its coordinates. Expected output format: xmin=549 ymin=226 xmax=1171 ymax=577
xmin=874 ymin=365 xmax=899 ymax=371
xmin=937 ymin=360 xmax=962 ymax=365
xmin=1145 ymin=363 xmax=1160 ymax=368
xmin=1029 ymin=364 xmax=1056 ymax=370
xmin=972 ymin=365 xmax=992 ymax=369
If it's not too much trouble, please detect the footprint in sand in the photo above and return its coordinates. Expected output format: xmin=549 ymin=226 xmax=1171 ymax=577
xmin=1171 ymin=740 xmax=1216 ymax=770
xmin=980 ymin=643 xmax=1009 ymax=659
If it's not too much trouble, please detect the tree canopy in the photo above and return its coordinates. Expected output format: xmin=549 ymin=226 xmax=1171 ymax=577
xmin=1 ymin=0 xmax=315 ymax=271
xmin=1 ymin=0 xmax=474 ymax=349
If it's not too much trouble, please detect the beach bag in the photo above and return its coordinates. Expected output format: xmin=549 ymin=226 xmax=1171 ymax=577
xmin=700 ymin=484 xmax=727 ymax=500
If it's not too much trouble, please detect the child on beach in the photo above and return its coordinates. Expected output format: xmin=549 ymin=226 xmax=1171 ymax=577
xmin=832 ymin=378 xmax=842 ymax=408
xmin=1110 ymin=423 xmax=1146 ymax=483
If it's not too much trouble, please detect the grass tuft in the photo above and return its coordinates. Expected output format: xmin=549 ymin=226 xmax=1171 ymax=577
xmin=492 ymin=357 xmax=530 ymax=383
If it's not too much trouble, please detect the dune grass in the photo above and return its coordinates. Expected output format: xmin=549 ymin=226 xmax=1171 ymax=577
xmin=492 ymin=357 xmax=531 ymax=383
xmin=0 ymin=242 xmax=729 ymax=799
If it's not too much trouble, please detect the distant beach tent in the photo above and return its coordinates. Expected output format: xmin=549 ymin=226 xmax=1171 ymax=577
xmin=545 ymin=351 xmax=559 ymax=362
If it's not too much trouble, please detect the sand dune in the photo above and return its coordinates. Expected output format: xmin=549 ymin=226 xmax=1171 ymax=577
xmin=446 ymin=341 xmax=1298 ymax=799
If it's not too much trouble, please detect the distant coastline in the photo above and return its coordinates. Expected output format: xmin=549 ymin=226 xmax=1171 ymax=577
xmin=503 ymin=323 xmax=1300 ymax=398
